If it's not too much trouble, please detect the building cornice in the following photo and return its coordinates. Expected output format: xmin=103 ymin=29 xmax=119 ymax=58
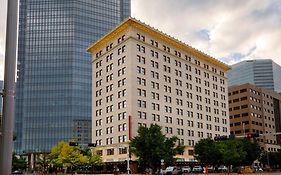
xmin=87 ymin=17 xmax=230 ymax=71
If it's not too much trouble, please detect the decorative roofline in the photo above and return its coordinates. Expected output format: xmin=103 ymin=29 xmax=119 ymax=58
xmin=87 ymin=17 xmax=230 ymax=70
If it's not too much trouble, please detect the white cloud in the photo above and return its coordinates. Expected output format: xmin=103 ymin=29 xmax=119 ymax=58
xmin=1 ymin=0 xmax=281 ymax=80
xmin=132 ymin=0 xmax=281 ymax=66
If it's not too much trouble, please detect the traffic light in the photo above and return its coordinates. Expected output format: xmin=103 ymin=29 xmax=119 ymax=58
xmin=245 ymin=133 xmax=260 ymax=139
xmin=69 ymin=142 xmax=78 ymax=146
xmin=214 ymin=135 xmax=228 ymax=141
xmin=88 ymin=143 xmax=97 ymax=147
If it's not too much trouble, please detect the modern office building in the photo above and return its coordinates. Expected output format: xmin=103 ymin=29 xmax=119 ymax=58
xmin=87 ymin=18 xmax=230 ymax=162
xmin=15 ymin=0 xmax=131 ymax=154
xmin=228 ymin=83 xmax=281 ymax=152
xmin=228 ymin=59 xmax=281 ymax=92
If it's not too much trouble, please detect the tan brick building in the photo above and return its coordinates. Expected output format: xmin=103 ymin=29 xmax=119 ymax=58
xmin=228 ymin=83 xmax=281 ymax=152
xmin=87 ymin=18 xmax=230 ymax=162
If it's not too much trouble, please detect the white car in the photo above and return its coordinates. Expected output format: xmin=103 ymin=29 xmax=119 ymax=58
xmin=181 ymin=166 xmax=191 ymax=173
xmin=164 ymin=166 xmax=181 ymax=175
xmin=192 ymin=166 xmax=203 ymax=173
xmin=218 ymin=165 xmax=228 ymax=172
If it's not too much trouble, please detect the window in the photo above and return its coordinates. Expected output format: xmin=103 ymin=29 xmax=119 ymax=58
xmin=118 ymin=78 xmax=126 ymax=87
xmin=106 ymin=73 xmax=113 ymax=82
xmin=175 ymin=60 xmax=182 ymax=67
xmin=106 ymin=43 xmax=113 ymax=51
xmin=163 ymin=55 xmax=171 ymax=63
xmin=137 ymin=88 xmax=146 ymax=97
xmin=151 ymin=60 xmax=159 ymax=68
xmin=118 ymin=100 xmax=126 ymax=109
xmin=175 ymin=70 xmax=182 ymax=77
xmin=185 ymin=64 xmax=191 ymax=71
xmin=137 ymin=55 xmax=145 ymax=64
xmin=151 ymin=39 xmax=158 ymax=47
xmin=137 ymin=44 xmax=145 ymax=53
xmin=164 ymin=75 xmax=171 ymax=83
xmin=151 ymin=71 xmax=159 ymax=79
xmin=106 ymin=84 xmax=113 ymax=92
xmin=119 ymin=147 xmax=127 ymax=154
xmin=137 ymin=77 xmax=146 ymax=86
xmin=137 ymin=100 xmax=146 ymax=108
xmin=106 ymin=53 xmax=113 ymax=62
xmin=117 ymin=35 xmax=125 ymax=43
xmin=137 ymin=66 xmax=146 ymax=75
xmin=175 ymin=50 xmax=181 ymax=57
xmin=164 ymin=95 xmax=172 ymax=103
xmin=164 ymin=85 xmax=171 ymax=93
xmin=163 ymin=65 xmax=171 ymax=73
xmin=152 ymin=92 xmax=160 ymax=100
xmin=163 ymin=45 xmax=170 ymax=52
xmin=118 ymin=135 xmax=127 ymax=143
xmin=118 ymin=56 xmax=125 ymax=66
xmin=164 ymin=106 xmax=172 ymax=113
xmin=118 ymin=123 xmax=127 ymax=131
xmin=118 ymin=112 xmax=127 ymax=120
xmin=117 ymin=67 xmax=126 ymax=76
xmin=118 ymin=45 xmax=126 ymax=55
xmin=152 ymin=114 xmax=160 ymax=121
xmin=106 ymin=63 xmax=113 ymax=72
xmin=151 ymin=81 xmax=159 ymax=90
xmin=152 ymin=103 xmax=160 ymax=111
xmin=137 ymin=111 xmax=147 ymax=119
xmin=118 ymin=89 xmax=126 ymax=98
xmin=136 ymin=33 xmax=145 ymax=41
xmin=107 ymin=148 xmax=114 ymax=155
xmin=151 ymin=50 xmax=159 ymax=58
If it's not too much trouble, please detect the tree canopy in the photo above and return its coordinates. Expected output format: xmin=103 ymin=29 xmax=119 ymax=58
xmin=194 ymin=138 xmax=222 ymax=166
xmin=195 ymin=138 xmax=261 ymax=167
xmin=130 ymin=124 xmax=184 ymax=170
xmin=47 ymin=140 xmax=101 ymax=173
xmin=12 ymin=153 xmax=27 ymax=172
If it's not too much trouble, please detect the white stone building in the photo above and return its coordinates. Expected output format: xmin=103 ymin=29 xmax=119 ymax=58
xmin=87 ymin=18 xmax=230 ymax=162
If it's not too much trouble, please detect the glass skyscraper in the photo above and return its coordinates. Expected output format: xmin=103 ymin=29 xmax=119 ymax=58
xmin=228 ymin=59 xmax=281 ymax=92
xmin=15 ymin=0 xmax=130 ymax=154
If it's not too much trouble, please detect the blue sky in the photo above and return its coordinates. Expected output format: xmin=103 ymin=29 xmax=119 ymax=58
xmin=1 ymin=0 xmax=281 ymax=79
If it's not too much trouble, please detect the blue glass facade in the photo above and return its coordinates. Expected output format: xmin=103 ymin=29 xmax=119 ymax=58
xmin=15 ymin=0 xmax=130 ymax=154
xmin=228 ymin=59 xmax=281 ymax=93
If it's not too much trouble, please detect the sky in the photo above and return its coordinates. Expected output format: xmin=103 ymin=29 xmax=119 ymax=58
xmin=1 ymin=0 xmax=281 ymax=80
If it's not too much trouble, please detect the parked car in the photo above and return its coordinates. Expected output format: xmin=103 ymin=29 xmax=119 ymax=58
xmin=192 ymin=165 xmax=203 ymax=173
xmin=218 ymin=165 xmax=228 ymax=172
xmin=253 ymin=166 xmax=263 ymax=172
xmin=181 ymin=166 xmax=191 ymax=173
xmin=207 ymin=166 xmax=215 ymax=173
xmin=12 ymin=170 xmax=23 ymax=174
xmin=164 ymin=166 xmax=182 ymax=175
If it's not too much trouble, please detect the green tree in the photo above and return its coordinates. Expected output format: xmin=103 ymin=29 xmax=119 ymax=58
xmin=194 ymin=138 xmax=222 ymax=166
xmin=259 ymin=151 xmax=281 ymax=167
xmin=240 ymin=139 xmax=261 ymax=165
xmin=12 ymin=153 xmax=27 ymax=172
xmin=36 ymin=154 xmax=50 ymax=173
xmin=218 ymin=139 xmax=246 ymax=167
xmin=48 ymin=140 xmax=88 ymax=174
xmin=48 ymin=140 xmax=102 ymax=174
xmin=130 ymin=124 xmax=184 ymax=171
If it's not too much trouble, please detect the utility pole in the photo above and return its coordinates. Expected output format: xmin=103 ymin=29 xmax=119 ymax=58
xmin=0 ymin=0 xmax=18 ymax=174
xmin=127 ymin=146 xmax=130 ymax=175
